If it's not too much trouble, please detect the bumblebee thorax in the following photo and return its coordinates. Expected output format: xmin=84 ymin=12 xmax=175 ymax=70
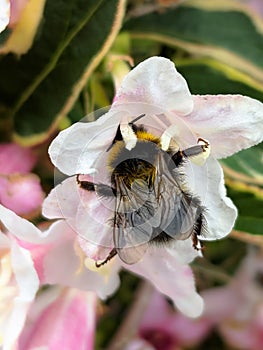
xmin=108 ymin=136 xmax=160 ymax=189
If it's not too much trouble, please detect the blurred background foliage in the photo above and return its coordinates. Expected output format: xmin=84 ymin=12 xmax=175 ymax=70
xmin=0 ymin=0 xmax=263 ymax=349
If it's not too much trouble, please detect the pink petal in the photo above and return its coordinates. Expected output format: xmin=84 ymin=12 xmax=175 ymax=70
xmin=0 ymin=173 xmax=44 ymax=216
xmin=124 ymin=339 xmax=155 ymax=350
xmin=0 ymin=204 xmax=65 ymax=244
xmin=170 ymin=314 xmax=212 ymax=346
xmin=126 ymin=245 xmax=203 ymax=318
xmin=42 ymin=176 xmax=114 ymax=260
xmin=114 ymin=57 xmax=193 ymax=116
xmin=185 ymin=95 xmax=263 ymax=159
xmin=9 ymin=0 xmax=28 ymax=26
xmin=219 ymin=321 xmax=254 ymax=350
xmin=202 ymin=287 xmax=240 ymax=322
xmin=0 ymin=143 xmax=36 ymax=174
xmin=140 ymin=290 xmax=171 ymax=330
xmin=37 ymin=221 xmax=121 ymax=300
xmin=19 ymin=289 xmax=96 ymax=350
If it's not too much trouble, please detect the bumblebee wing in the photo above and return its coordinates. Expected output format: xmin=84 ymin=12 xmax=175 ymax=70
xmin=155 ymin=151 xmax=205 ymax=239
xmin=113 ymin=177 xmax=154 ymax=264
xmin=116 ymin=224 xmax=149 ymax=265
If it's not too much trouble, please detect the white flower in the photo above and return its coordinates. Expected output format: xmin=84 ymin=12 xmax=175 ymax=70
xmin=0 ymin=219 xmax=39 ymax=350
xmin=44 ymin=57 xmax=263 ymax=317
xmin=0 ymin=0 xmax=10 ymax=33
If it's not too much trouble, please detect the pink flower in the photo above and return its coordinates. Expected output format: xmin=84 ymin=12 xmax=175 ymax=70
xmin=0 ymin=143 xmax=36 ymax=174
xmin=0 ymin=143 xmax=44 ymax=217
xmin=0 ymin=204 xmax=121 ymax=300
xmin=44 ymin=57 xmax=263 ymax=317
xmin=203 ymin=250 xmax=263 ymax=350
xmin=136 ymin=291 xmax=211 ymax=350
xmin=18 ymin=287 xmax=96 ymax=350
xmin=0 ymin=203 xmax=122 ymax=348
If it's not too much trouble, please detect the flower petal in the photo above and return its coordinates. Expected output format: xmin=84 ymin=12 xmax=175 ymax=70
xmin=42 ymin=176 xmax=114 ymax=260
xmin=48 ymin=109 xmax=124 ymax=176
xmin=185 ymin=95 xmax=263 ymax=159
xmin=0 ymin=143 xmax=36 ymax=174
xmin=3 ymin=239 xmax=39 ymax=350
xmin=18 ymin=289 xmax=96 ymax=350
xmin=0 ymin=173 xmax=44 ymax=216
xmin=184 ymin=157 xmax=237 ymax=240
xmin=40 ymin=221 xmax=121 ymax=300
xmin=0 ymin=0 xmax=10 ymax=33
xmin=114 ymin=57 xmax=193 ymax=116
xmin=126 ymin=245 xmax=203 ymax=318
xmin=42 ymin=176 xmax=80 ymax=221
xmin=0 ymin=204 xmax=70 ymax=244
xmin=76 ymin=190 xmax=114 ymax=260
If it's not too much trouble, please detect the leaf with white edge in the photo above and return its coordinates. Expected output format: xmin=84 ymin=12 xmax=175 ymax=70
xmin=0 ymin=0 xmax=126 ymax=146
xmin=124 ymin=0 xmax=263 ymax=83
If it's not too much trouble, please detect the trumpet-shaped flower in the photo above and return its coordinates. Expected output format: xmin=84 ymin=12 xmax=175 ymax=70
xmin=18 ymin=287 xmax=97 ymax=350
xmin=44 ymin=57 xmax=263 ymax=317
xmin=125 ymin=290 xmax=211 ymax=350
xmin=0 ymin=143 xmax=44 ymax=217
xmin=0 ymin=204 xmax=121 ymax=348
xmin=203 ymin=249 xmax=263 ymax=350
xmin=0 ymin=219 xmax=39 ymax=350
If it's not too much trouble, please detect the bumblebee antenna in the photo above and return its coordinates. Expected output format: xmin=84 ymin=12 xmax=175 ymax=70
xmin=129 ymin=114 xmax=146 ymax=125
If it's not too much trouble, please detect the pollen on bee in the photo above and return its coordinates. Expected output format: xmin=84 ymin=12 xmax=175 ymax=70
xmin=136 ymin=130 xmax=161 ymax=145
xmin=107 ymin=140 xmax=125 ymax=173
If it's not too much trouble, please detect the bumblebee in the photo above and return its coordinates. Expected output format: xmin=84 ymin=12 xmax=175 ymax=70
xmin=77 ymin=115 xmax=209 ymax=267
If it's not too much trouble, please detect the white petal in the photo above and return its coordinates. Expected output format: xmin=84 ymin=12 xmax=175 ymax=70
xmin=48 ymin=108 xmax=124 ymax=176
xmin=185 ymin=95 xmax=263 ymax=159
xmin=42 ymin=227 xmax=121 ymax=300
xmin=0 ymin=203 xmax=72 ymax=244
xmin=3 ymin=240 xmax=39 ymax=350
xmin=43 ymin=177 xmax=115 ymax=258
xmin=0 ymin=204 xmax=43 ymax=242
xmin=114 ymin=57 xmax=193 ymax=116
xmin=42 ymin=176 xmax=80 ymax=221
xmin=76 ymin=190 xmax=114 ymax=255
xmin=0 ymin=0 xmax=10 ymax=33
xmin=184 ymin=157 xmax=237 ymax=240
xmin=126 ymin=245 xmax=204 ymax=318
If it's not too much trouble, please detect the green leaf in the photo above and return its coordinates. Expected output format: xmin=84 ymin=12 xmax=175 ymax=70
xmin=0 ymin=0 xmax=126 ymax=145
xmin=124 ymin=0 xmax=263 ymax=85
xmin=176 ymin=59 xmax=263 ymax=100
xmin=235 ymin=217 xmax=263 ymax=235
xmin=227 ymin=184 xmax=263 ymax=235
xmin=221 ymin=144 xmax=263 ymax=186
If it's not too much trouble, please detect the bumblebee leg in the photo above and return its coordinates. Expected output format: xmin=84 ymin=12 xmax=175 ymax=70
xmin=76 ymin=174 xmax=95 ymax=190
xmin=182 ymin=138 xmax=209 ymax=156
xmin=183 ymin=138 xmax=210 ymax=166
xmin=192 ymin=231 xmax=200 ymax=250
xmin=76 ymin=175 xmax=116 ymax=197
xmin=172 ymin=138 xmax=210 ymax=166
xmin=95 ymin=248 xmax=118 ymax=268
